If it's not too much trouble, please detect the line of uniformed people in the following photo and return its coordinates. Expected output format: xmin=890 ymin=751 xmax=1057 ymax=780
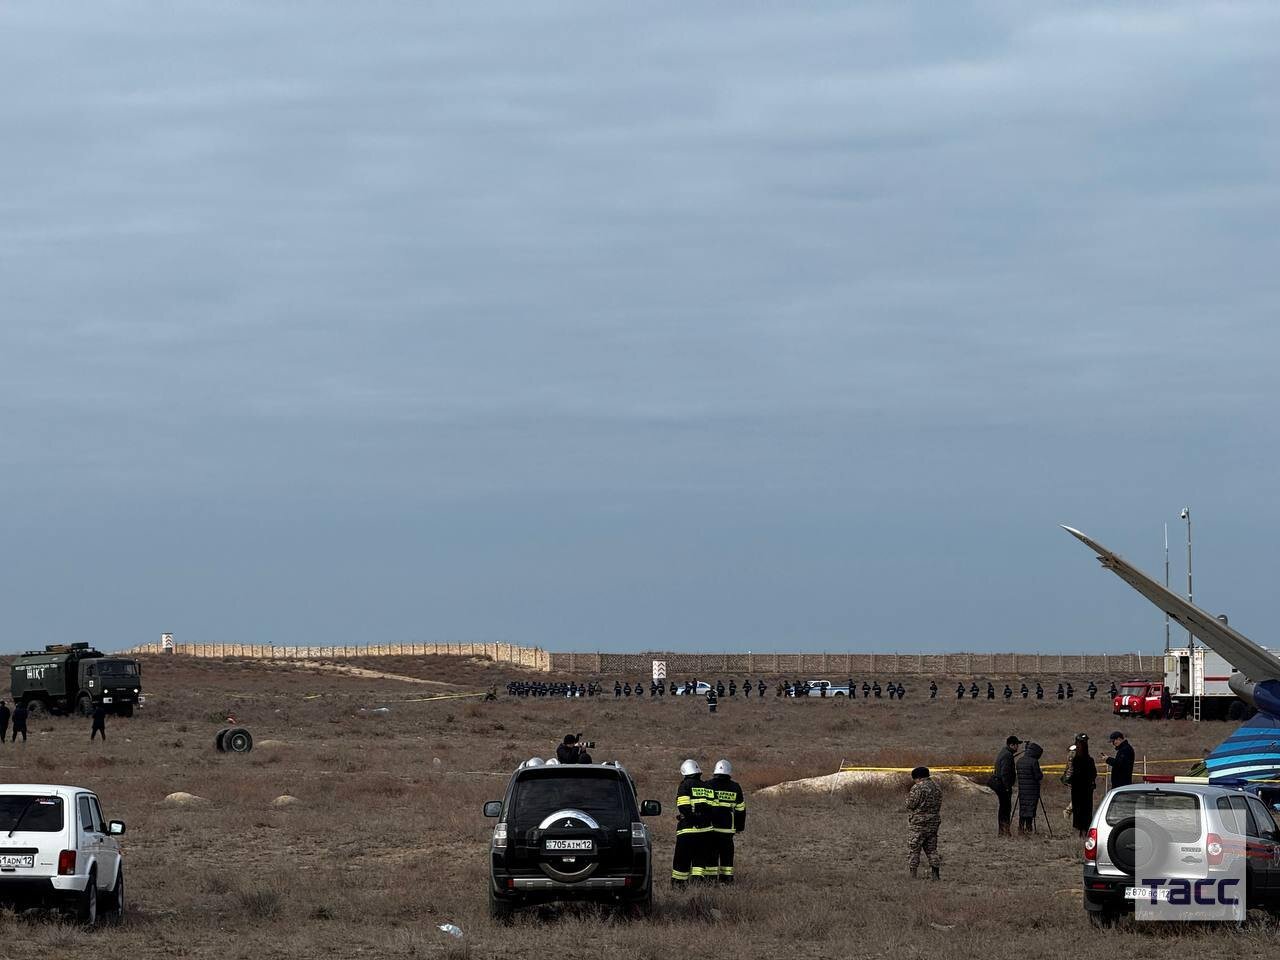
xmin=671 ymin=758 xmax=746 ymax=887
xmin=947 ymin=680 xmax=1116 ymax=701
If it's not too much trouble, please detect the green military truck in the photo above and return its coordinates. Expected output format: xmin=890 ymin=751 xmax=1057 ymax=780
xmin=10 ymin=643 xmax=143 ymax=717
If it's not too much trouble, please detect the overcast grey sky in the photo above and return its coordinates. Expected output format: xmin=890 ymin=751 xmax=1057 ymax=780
xmin=2 ymin=2 xmax=1278 ymax=654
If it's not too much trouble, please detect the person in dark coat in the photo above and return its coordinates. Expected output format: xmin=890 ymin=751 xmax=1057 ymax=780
xmin=1035 ymin=682 xmax=1044 ymax=700
xmin=1020 ymin=683 xmax=1029 ymax=699
xmin=929 ymin=681 xmax=938 ymax=700
xmin=991 ymin=735 xmax=1021 ymax=836
xmin=969 ymin=682 xmax=980 ymax=699
xmin=90 ymin=705 xmax=107 ymax=741
xmin=757 ymin=680 xmax=766 ymax=697
xmin=955 ymin=682 xmax=965 ymax=700
xmin=1067 ymin=734 xmax=1098 ymax=836
xmin=1003 ymin=684 xmax=1012 ymax=700
xmin=1105 ymin=731 xmax=1135 ymax=787
xmin=1015 ymin=742 xmax=1043 ymax=832
xmin=1161 ymin=686 xmax=1172 ymax=719
xmin=986 ymin=682 xmax=995 ymax=700
xmin=0 ymin=700 xmax=9 ymax=743
xmin=11 ymin=703 xmax=28 ymax=743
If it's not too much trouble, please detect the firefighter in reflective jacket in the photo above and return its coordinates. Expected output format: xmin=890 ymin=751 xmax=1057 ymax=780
xmin=708 ymin=759 xmax=746 ymax=883
xmin=672 ymin=759 xmax=713 ymax=886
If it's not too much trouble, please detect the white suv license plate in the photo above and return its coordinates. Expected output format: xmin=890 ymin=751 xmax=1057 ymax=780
xmin=544 ymin=839 xmax=593 ymax=852
xmin=0 ymin=855 xmax=34 ymax=868
xmin=1125 ymin=886 xmax=1172 ymax=901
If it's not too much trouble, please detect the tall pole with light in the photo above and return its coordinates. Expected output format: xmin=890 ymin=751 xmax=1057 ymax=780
xmin=1180 ymin=507 xmax=1192 ymax=650
xmin=1164 ymin=523 xmax=1171 ymax=653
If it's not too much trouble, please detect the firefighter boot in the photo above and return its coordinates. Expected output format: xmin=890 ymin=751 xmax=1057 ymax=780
xmin=930 ymin=866 xmax=940 ymax=881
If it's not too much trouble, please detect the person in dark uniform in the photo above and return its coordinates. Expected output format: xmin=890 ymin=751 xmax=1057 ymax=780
xmin=848 ymin=678 xmax=856 ymax=699
xmin=11 ymin=703 xmax=28 ymax=743
xmin=955 ymin=682 xmax=965 ymax=700
xmin=728 ymin=680 xmax=737 ymax=698
xmin=1003 ymin=684 xmax=1012 ymax=701
xmin=1087 ymin=681 xmax=1098 ymax=700
xmin=1020 ymin=683 xmax=1028 ymax=699
xmin=969 ymin=682 xmax=979 ymax=700
xmin=1105 ymin=731 xmax=1135 ymax=787
xmin=708 ymin=759 xmax=746 ymax=883
xmin=929 ymin=681 xmax=938 ymax=700
xmin=716 ymin=680 xmax=726 ymax=697
xmin=624 ymin=682 xmax=632 ymax=697
xmin=862 ymin=682 xmax=871 ymax=699
xmin=1036 ymin=682 xmax=1044 ymax=700
xmin=1108 ymin=681 xmax=1118 ymax=698
xmin=895 ymin=683 xmax=906 ymax=699
xmin=0 ymin=700 xmax=9 ymax=743
xmin=635 ymin=679 xmax=645 ymax=698
xmin=1161 ymin=686 xmax=1172 ymax=719
xmin=706 ymin=687 xmax=718 ymax=714
xmin=672 ymin=760 xmax=712 ymax=887
xmin=614 ymin=681 xmax=622 ymax=698
xmin=872 ymin=681 xmax=882 ymax=699
xmin=742 ymin=679 xmax=751 ymax=698
xmin=1056 ymin=683 xmax=1065 ymax=700
xmin=757 ymin=680 xmax=766 ymax=698
xmin=986 ymin=682 xmax=996 ymax=700
xmin=1065 ymin=682 xmax=1074 ymax=700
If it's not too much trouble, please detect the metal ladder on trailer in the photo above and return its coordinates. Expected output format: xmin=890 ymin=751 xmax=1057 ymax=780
xmin=1192 ymin=652 xmax=1203 ymax=723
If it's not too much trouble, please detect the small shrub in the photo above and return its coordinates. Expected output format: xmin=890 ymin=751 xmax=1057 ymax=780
xmin=235 ymin=883 xmax=282 ymax=920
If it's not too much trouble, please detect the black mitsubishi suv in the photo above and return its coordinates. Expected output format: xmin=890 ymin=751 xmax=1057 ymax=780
xmin=483 ymin=759 xmax=661 ymax=919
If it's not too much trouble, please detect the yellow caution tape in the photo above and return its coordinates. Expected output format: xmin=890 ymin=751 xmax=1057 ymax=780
xmin=838 ymin=758 xmax=1202 ymax=775
xmin=387 ymin=692 xmax=487 ymax=703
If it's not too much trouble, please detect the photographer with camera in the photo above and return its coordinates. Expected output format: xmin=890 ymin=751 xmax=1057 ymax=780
xmin=556 ymin=733 xmax=594 ymax=764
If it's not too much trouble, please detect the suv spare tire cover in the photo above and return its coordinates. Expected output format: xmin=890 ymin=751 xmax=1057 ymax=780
xmin=1106 ymin=816 xmax=1172 ymax=876
xmin=537 ymin=809 xmax=602 ymax=883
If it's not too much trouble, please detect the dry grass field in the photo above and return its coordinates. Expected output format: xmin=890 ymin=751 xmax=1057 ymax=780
xmin=0 ymin=653 xmax=1274 ymax=958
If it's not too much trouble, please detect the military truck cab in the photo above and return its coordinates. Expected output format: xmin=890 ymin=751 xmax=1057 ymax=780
xmin=10 ymin=645 xmax=142 ymax=718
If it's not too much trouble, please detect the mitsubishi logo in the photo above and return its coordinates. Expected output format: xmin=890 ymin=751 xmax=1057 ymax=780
xmin=562 ymin=820 xmax=574 ymax=828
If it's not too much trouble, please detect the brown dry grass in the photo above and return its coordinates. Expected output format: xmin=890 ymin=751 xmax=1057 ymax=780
xmin=0 ymin=655 xmax=1270 ymax=958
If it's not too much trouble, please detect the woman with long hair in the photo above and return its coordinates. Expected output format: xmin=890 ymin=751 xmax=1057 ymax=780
xmin=1067 ymin=733 xmax=1098 ymax=837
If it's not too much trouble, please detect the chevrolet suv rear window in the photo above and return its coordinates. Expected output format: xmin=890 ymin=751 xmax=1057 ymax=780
xmin=1105 ymin=791 xmax=1200 ymax=841
xmin=0 ymin=795 xmax=64 ymax=832
xmin=510 ymin=771 xmax=630 ymax=833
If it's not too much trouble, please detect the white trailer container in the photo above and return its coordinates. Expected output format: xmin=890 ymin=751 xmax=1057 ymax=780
xmin=1163 ymin=645 xmax=1250 ymax=721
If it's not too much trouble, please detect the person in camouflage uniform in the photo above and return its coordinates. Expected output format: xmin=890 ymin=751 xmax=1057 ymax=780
xmin=906 ymin=766 xmax=942 ymax=879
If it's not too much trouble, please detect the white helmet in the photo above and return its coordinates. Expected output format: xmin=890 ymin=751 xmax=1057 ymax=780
xmin=713 ymin=759 xmax=733 ymax=776
xmin=680 ymin=759 xmax=701 ymax=777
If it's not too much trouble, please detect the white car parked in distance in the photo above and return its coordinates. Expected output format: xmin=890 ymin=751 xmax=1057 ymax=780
xmin=0 ymin=784 xmax=126 ymax=925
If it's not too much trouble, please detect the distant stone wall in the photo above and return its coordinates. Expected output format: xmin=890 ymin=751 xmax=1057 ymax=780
xmin=546 ymin=651 xmax=1157 ymax=678
xmin=126 ymin=642 xmax=551 ymax=671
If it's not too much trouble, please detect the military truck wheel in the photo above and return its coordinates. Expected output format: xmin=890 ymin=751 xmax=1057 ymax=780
xmin=225 ymin=727 xmax=253 ymax=753
xmin=119 ymin=704 xmax=134 ymax=718
xmin=25 ymin=699 xmax=44 ymax=717
xmin=77 ymin=695 xmax=92 ymax=717
xmin=215 ymin=728 xmax=229 ymax=752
